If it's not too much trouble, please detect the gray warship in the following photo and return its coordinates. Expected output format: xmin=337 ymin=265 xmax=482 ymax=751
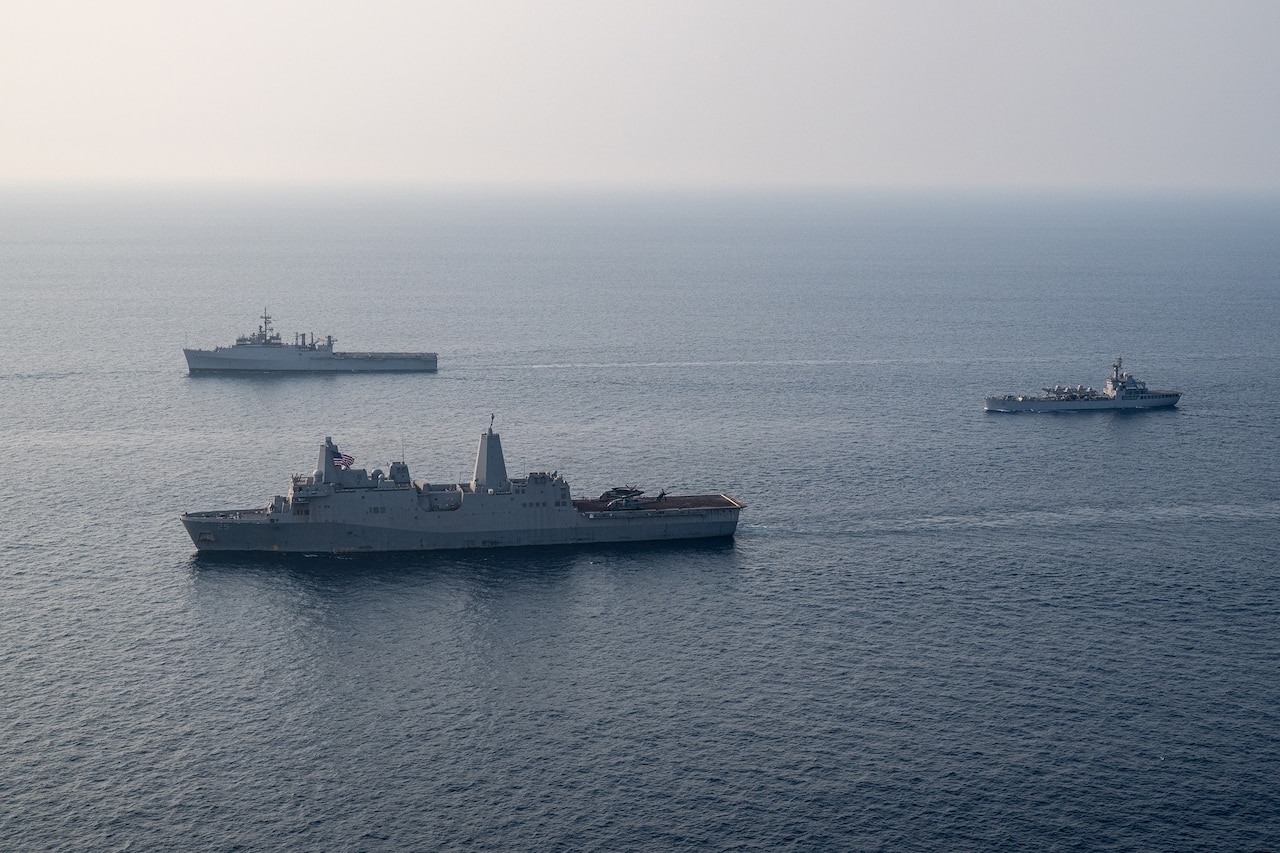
xmin=184 ymin=311 xmax=437 ymax=373
xmin=181 ymin=422 xmax=745 ymax=553
xmin=984 ymin=357 xmax=1181 ymax=412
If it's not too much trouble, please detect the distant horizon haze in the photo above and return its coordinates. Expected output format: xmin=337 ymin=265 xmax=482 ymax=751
xmin=2 ymin=0 xmax=1277 ymax=190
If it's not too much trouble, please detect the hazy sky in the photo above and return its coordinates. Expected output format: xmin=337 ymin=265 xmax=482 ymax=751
xmin=2 ymin=0 xmax=1277 ymax=188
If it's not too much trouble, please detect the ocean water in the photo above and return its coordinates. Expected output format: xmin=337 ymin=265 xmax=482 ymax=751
xmin=1 ymin=189 xmax=1278 ymax=851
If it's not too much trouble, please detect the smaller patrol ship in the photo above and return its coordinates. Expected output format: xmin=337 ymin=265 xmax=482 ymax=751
xmin=181 ymin=420 xmax=745 ymax=553
xmin=184 ymin=311 xmax=437 ymax=373
xmin=985 ymin=357 xmax=1181 ymax=412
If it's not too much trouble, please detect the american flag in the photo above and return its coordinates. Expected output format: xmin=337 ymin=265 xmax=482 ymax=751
xmin=332 ymin=449 xmax=355 ymax=469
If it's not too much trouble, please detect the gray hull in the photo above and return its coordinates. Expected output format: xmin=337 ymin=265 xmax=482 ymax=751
xmin=985 ymin=358 xmax=1181 ymax=413
xmin=184 ymin=348 xmax=437 ymax=373
xmin=181 ymin=429 xmax=743 ymax=554
xmin=984 ymin=393 xmax=1180 ymax=412
xmin=182 ymin=499 xmax=742 ymax=553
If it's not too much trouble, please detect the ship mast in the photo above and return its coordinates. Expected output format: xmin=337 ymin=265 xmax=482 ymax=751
xmin=472 ymin=415 xmax=509 ymax=492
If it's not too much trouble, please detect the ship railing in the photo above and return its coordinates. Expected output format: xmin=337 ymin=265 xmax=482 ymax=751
xmin=331 ymin=351 xmax=438 ymax=359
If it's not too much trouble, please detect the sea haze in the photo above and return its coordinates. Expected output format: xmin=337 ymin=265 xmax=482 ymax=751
xmin=1 ymin=189 xmax=1278 ymax=851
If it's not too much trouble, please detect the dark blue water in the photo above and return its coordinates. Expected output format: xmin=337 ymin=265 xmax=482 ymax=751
xmin=2 ymin=190 xmax=1278 ymax=851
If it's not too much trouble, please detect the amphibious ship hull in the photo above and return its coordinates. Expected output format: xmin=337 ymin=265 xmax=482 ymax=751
xmin=184 ymin=311 xmax=437 ymax=373
xmin=182 ymin=495 xmax=742 ymax=553
xmin=984 ymin=358 xmax=1181 ymax=413
xmin=984 ymin=393 xmax=1180 ymax=412
xmin=184 ymin=348 xmax=437 ymax=373
xmin=181 ymin=429 xmax=743 ymax=553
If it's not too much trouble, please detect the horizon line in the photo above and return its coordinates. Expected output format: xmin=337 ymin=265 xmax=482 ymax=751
xmin=3 ymin=179 xmax=1279 ymax=197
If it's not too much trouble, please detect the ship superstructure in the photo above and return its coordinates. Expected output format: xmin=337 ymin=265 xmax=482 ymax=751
xmin=984 ymin=357 xmax=1181 ymax=412
xmin=184 ymin=311 xmax=437 ymax=373
xmin=181 ymin=423 xmax=744 ymax=553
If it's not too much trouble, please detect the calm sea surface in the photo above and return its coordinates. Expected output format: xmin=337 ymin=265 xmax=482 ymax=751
xmin=1 ymin=189 xmax=1278 ymax=851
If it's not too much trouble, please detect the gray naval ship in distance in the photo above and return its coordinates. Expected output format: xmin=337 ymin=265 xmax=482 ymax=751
xmin=984 ymin=357 xmax=1181 ymax=412
xmin=181 ymin=421 xmax=745 ymax=553
xmin=184 ymin=311 xmax=437 ymax=373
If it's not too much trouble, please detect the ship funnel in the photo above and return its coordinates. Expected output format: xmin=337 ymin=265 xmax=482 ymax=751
xmin=471 ymin=426 xmax=509 ymax=492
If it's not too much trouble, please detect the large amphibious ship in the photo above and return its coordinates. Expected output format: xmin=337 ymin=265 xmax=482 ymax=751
xmin=184 ymin=311 xmax=437 ymax=373
xmin=181 ymin=422 xmax=745 ymax=553
xmin=984 ymin=357 xmax=1181 ymax=412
